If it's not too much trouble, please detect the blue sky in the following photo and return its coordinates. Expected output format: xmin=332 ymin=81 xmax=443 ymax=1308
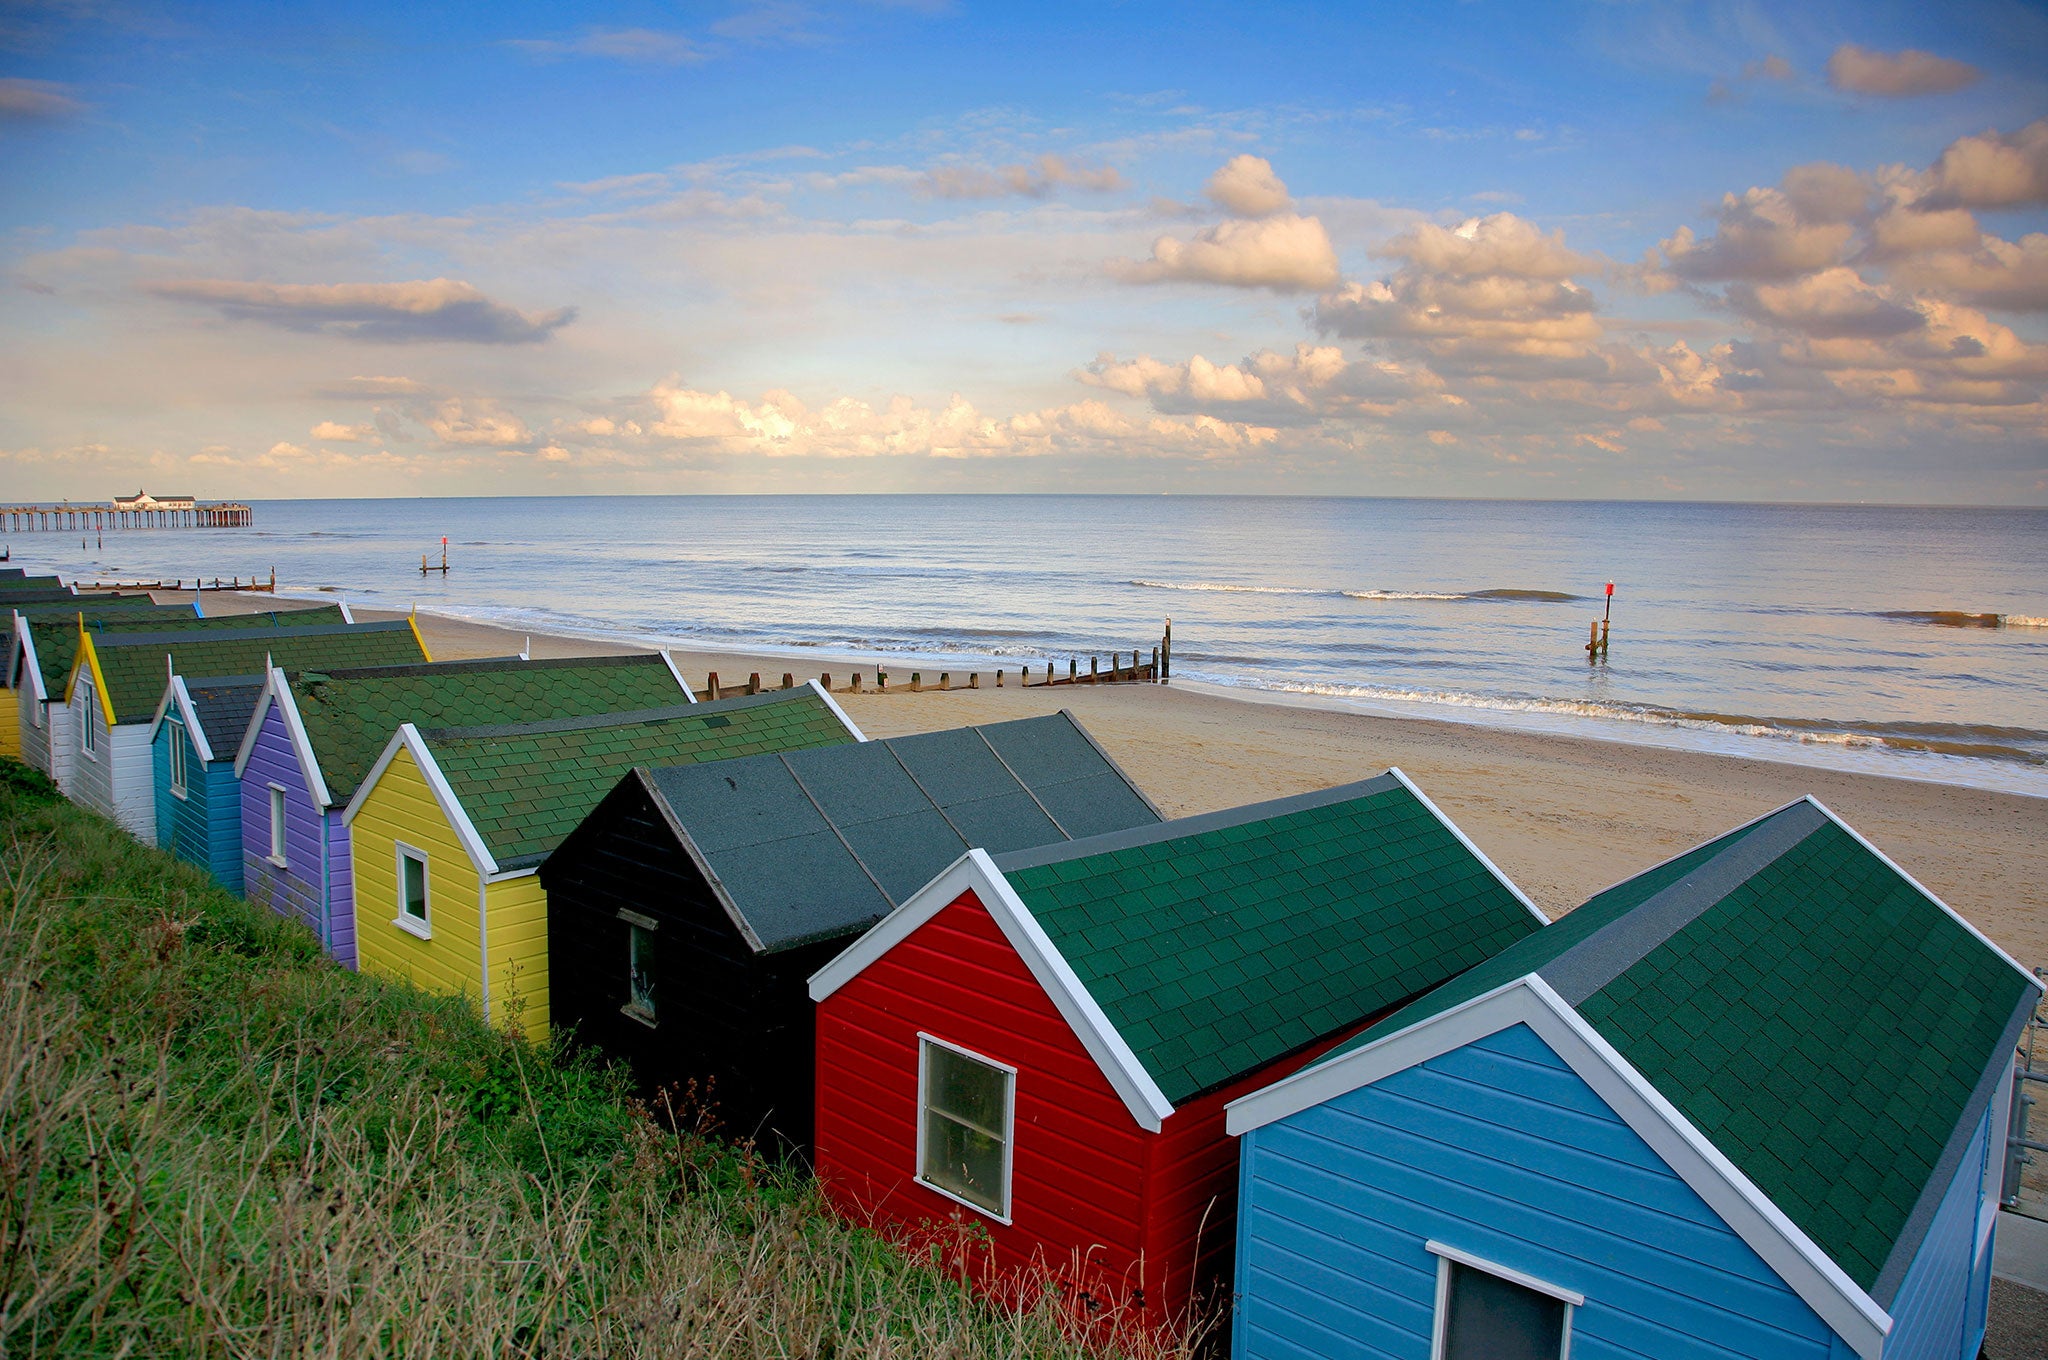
xmin=3 ymin=0 xmax=2044 ymax=501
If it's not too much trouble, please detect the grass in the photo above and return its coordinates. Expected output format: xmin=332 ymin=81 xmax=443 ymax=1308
xmin=0 ymin=758 xmax=1207 ymax=1357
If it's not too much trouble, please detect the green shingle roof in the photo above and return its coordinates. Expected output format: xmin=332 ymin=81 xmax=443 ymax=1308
xmin=89 ymin=620 xmax=425 ymax=723
xmin=290 ymin=654 xmax=689 ymax=806
xmin=1334 ymin=798 xmax=2040 ymax=1301
xmin=9 ymin=599 xmax=195 ymax=689
xmin=417 ymin=686 xmax=859 ymax=870
xmin=27 ymin=605 xmax=345 ymax=695
xmin=995 ymin=775 xmax=1542 ymax=1104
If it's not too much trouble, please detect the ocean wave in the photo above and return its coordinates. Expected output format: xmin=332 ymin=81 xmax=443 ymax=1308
xmin=1876 ymin=609 xmax=2044 ymax=629
xmin=1135 ymin=579 xmax=1582 ymax=603
xmin=1205 ymin=677 xmax=2048 ymax=767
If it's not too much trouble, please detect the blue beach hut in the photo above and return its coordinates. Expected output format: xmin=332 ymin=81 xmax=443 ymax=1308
xmin=148 ymin=672 xmax=265 ymax=893
xmin=1224 ymin=797 xmax=2038 ymax=1360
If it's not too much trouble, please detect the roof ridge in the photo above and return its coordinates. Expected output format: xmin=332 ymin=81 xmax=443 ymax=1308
xmin=418 ymin=684 xmax=814 ymax=742
xmin=303 ymin=652 xmax=661 ymax=683
xmin=1538 ymin=800 xmax=1826 ymax=1006
xmin=992 ymin=772 xmax=1402 ymax=873
xmin=92 ymin=619 xmax=405 ymax=649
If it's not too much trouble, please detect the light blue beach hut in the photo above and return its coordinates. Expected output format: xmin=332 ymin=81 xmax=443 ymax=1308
xmin=1224 ymin=797 xmax=2038 ymax=1360
xmin=148 ymin=672 xmax=265 ymax=893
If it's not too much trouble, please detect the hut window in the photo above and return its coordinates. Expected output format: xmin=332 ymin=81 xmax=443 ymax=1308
xmin=625 ymin=925 xmax=657 ymax=1023
xmin=397 ymin=845 xmax=430 ymax=936
xmin=167 ymin=720 xmax=189 ymax=797
xmin=1428 ymin=1242 xmax=1579 ymax=1360
xmin=268 ymin=786 xmax=288 ymax=864
xmin=916 ymin=1035 xmax=1014 ymax=1221
xmin=78 ymin=680 xmax=97 ymax=757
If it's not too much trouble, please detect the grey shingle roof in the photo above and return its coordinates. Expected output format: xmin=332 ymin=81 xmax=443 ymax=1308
xmin=179 ymin=674 xmax=267 ymax=759
xmin=641 ymin=711 xmax=1161 ymax=954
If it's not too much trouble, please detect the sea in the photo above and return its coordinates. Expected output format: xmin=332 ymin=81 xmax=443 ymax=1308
xmin=17 ymin=495 xmax=2048 ymax=797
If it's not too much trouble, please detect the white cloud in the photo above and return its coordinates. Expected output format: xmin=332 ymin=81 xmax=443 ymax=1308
xmin=1826 ymin=44 xmax=1979 ymax=97
xmin=1919 ymin=120 xmax=2048 ymax=209
xmin=922 ymin=154 xmax=1124 ymax=199
xmin=310 ymin=420 xmax=375 ymax=442
xmin=1380 ymin=213 xmax=1592 ymax=279
xmin=423 ymin=398 xmax=532 ymax=448
xmin=145 ymin=278 xmax=576 ymax=344
xmin=0 ymin=78 xmax=85 ymax=121
xmin=1659 ymin=187 xmax=1856 ymax=281
xmin=1117 ymin=212 xmax=1340 ymax=291
xmin=1205 ymin=155 xmax=1291 ymax=217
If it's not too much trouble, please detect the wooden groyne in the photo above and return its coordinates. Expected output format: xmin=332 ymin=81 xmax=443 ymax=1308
xmin=77 ymin=569 xmax=276 ymax=595
xmin=692 ymin=622 xmax=1175 ymax=700
xmin=1 ymin=502 xmax=252 ymax=532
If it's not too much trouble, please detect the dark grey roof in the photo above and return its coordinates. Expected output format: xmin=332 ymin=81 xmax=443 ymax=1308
xmin=179 ymin=674 xmax=266 ymax=759
xmin=992 ymin=773 xmax=1401 ymax=873
xmin=641 ymin=711 xmax=1160 ymax=954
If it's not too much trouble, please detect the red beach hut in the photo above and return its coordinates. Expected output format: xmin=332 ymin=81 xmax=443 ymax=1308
xmin=805 ymin=770 xmax=1545 ymax=1327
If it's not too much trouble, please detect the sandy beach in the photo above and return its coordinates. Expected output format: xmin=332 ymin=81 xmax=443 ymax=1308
xmin=154 ymin=591 xmax=2027 ymax=973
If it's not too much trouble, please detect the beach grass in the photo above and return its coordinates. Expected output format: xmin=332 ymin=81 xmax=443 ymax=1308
xmin=0 ymin=757 xmax=1206 ymax=1358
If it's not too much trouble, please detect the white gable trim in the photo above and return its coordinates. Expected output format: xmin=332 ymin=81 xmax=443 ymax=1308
xmin=1388 ymin=766 xmax=1547 ymax=926
xmin=336 ymin=599 xmax=354 ymax=624
xmin=1225 ymin=974 xmax=1891 ymax=1360
xmin=806 ymin=677 xmax=867 ymax=741
xmin=656 ymin=649 xmax=696 ymax=703
xmin=808 ymin=847 xmax=1175 ymax=1132
xmin=9 ymin=612 xmax=39 ymax=699
xmin=231 ymin=668 xmax=332 ymax=807
xmin=1806 ymin=795 xmax=2037 ymax=991
xmin=146 ymin=675 xmax=215 ymax=764
xmin=343 ymin=722 xmax=500 ymax=877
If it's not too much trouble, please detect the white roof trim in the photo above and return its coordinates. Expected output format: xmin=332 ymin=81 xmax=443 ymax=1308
xmin=270 ymin=668 xmax=333 ymax=808
xmin=146 ymin=674 xmax=214 ymax=764
xmin=656 ymin=649 xmax=696 ymax=703
xmin=337 ymin=598 xmax=354 ymax=624
xmin=16 ymin=617 xmax=46 ymax=703
xmin=806 ymin=676 xmax=866 ymax=741
xmin=1225 ymin=974 xmax=1891 ymax=1360
xmin=1806 ymin=795 xmax=2038 ymax=992
xmin=1388 ymin=766 xmax=1546 ymax=926
xmin=808 ymin=847 xmax=1175 ymax=1132
xmin=231 ymin=671 xmax=280 ymax=778
xmin=343 ymin=722 xmax=500 ymax=877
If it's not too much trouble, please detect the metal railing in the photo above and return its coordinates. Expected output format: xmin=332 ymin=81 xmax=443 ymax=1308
xmin=2003 ymin=968 xmax=2048 ymax=1216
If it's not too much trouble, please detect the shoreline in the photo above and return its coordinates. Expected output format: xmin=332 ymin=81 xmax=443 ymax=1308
xmin=178 ymin=590 xmax=2047 ymax=971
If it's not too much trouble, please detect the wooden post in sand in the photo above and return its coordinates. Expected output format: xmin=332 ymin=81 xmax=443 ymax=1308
xmin=822 ymin=674 xmax=833 ymax=692
xmin=1090 ymin=656 xmax=1099 ymax=685
xmin=969 ymin=673 xmax=979 ymax=689
xmin=782 ymin=672 xmax=794 ymax=690
xmin=910 ymin=672 xmax=922 ymax=692
xmin=748 ymin=672 xmax=761 ymax=695
xmin=707 ymin=671 xmax=720 ymax=699
xmin=996 ymin=669 xmax=1004 ymax=687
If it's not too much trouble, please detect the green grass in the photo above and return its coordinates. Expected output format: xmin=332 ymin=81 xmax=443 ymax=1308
xmin=0 ymin=758 xmax=1206 ymax=1357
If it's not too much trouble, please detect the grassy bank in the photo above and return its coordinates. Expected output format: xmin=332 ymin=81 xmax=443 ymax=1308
xmin=0 ymin=759 xmax=1203 ymax=1357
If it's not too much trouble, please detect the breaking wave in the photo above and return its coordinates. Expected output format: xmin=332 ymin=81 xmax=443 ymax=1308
xmin=1133 ymin=579 xmax=1582 ymax=603
xmin=1876 ymin=610 xmax=2047 ymax=629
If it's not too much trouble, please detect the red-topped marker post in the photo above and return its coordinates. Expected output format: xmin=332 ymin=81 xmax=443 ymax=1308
xmin=1587 ymin=581 xmax=1614 ymax=661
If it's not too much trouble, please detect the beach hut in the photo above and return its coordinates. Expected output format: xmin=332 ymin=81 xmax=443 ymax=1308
xmin=10 ymin=603 xmax=342 ymax=786
xmin=5 ymin=597 xmax=191 ymax=762
xmin=541 ymin=710 xmax=1161 ymax=1151
xmin=1223 ymin=797 xmax=2039 ymax=1360
xmin=345 ymin=684 xmax=863 ymax=1041
xmin=805 ymin=771 xmax=1545 ymax=1323
xmin=61 ymin=620 xmax=425 ymax=839
xmin=148 ymin=672 xmax=265 ymax=892
xmin=232 ymin=652 xmax=692 ymax=967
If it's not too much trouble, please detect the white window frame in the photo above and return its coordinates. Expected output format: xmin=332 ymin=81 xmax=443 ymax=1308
xmin=620 ymin=910 xmax=658 ymax=1027
xmin=267 ymin=784 xmax=289 ymax=866
xmin=78 ymin=679 xmax=97 ymax=759
xmin=166 ymin=719 xmax=189 ymax=799
xmin=394 ymin=842 xmax=432 ymax=939
xmin=914 ymin=1033 xmax=1017 ymax=1225
xmin=1427 ymin=1241 xmax=1581 ymax=1360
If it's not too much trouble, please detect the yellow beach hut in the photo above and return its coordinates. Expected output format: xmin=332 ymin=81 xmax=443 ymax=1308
xmin=343 ymin=684 xmax=863 ymax=1040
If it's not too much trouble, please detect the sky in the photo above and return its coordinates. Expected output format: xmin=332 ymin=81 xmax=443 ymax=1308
xmin=1 ymin=1 xmax=2045 ymax=504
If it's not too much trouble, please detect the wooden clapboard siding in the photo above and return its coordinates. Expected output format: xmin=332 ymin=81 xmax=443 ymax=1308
xmin=322 ymin=809 xmax=355 ymax=968
xmin=1883 ymin=1107 xmax=1997 ymax=1360
xmin=107 ymin=724 xmax=157 ymax=838
xmin=21 ymin=696 xmax=53 ymax=781
xmin=350 ymin=746 xmax=486 ymax=1018
xmin=155 ymin=717 xmax=248 ymax=895
xmin=69 ymin=688 xmax=112 ymax=813
xmin=153 ymin=721 xmax=181 ymax=852
xmin=543 ymin=776 xmax=839 ymax=1151
xmin=815 ymin=889 xmax=1153 ymax=1304
xmin=242 ymin=718 xmax=328 ymax=948
xmin=0 ymin=686 xmax=18 ymax=760
xmin=484 ymin=873 xmax=550 ymax=1040
xmin=1234 ymin=1023 xmax=1844 ymax=1360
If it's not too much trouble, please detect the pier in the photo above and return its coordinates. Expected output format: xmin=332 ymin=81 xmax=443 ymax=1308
xmin=1 ymin=500 xmax=253 ymax=532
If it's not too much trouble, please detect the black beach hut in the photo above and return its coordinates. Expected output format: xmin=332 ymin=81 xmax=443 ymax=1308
xmin=539 ymin=710 xmax=1160 ymax=1152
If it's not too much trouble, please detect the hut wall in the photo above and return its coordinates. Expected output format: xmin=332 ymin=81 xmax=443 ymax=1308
xmin=69 ymin=693 xmax=115 ymax=816
xmin=156 ymin=722 xmax=247 ymax=896
xmin=1231 ymin=1022 xmax=1843 ymax=1360
xmin=241 ymin=706 xmax=329 ymax=949
xmin=0 ymin=686 xmax=17 ymax=760
xmin=153 ymin=720 xmax=181 ymax=852
xmin=483 ymin=873 xmax=550 ymax=1041
xmin=46 ymin=701 xmax=75 ymax=792
xmin=322 ymin=809 xmax=356 ymax=968
xmin=1882 ymin=1103 xmax=1997 ymax=1360
xmin=350 ymin=745 xmax=488 ymax=1017
xmin=18 ymin=695 xmax=49 ymax=777
xmin=107 ymin=724 xmax=157 ymax=838
xmin=814 ymin=887 xmax=1155 ymax=1308
xmin=545 ymin=779 xmax=841 ymax=1151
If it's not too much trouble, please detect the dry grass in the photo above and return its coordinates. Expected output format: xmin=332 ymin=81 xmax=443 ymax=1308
xmin=0 ymin=761 xmax=1209 ymax=1358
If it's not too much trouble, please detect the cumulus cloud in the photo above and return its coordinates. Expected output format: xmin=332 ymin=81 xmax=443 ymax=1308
xmin=1659 ymin=186 xmax=1856 ymax=281
xmin=145 ymin=278 xmax=576 ymax=344
xmin=1727 ymin=268 xmax=1926 ymax=338
xmin=922 ymin=154 xmax=1124 ymax=199
xmin=310 ymin=420 xmax=375 ymax=442
xmin=1381 ymin=213 xmax=1592 ymax=279
xmin=0 ymin=78 xmax=85 ymax=121
xmin=508 ymin=27 xmax=705 ymax=65
xmin=1080 ymin=344 xmax=1444 ymax=427
xmin=1205 ymin=155 xmax=1292 ymax=217
xmin=311 ymin=375 xmax=433 ymax=399
xmin=1884 ymin=232 xmax=2048 ymax=312
xmin=1118 ymin=214 xmax=1340 ymax=291
xmin=1827 ymin=44 xmax=1979 ymax=97
xmin=1919 ymin=120 xmax=2048 ymax=209
xmin=422 ymin=398 xmax=532 ymax=448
